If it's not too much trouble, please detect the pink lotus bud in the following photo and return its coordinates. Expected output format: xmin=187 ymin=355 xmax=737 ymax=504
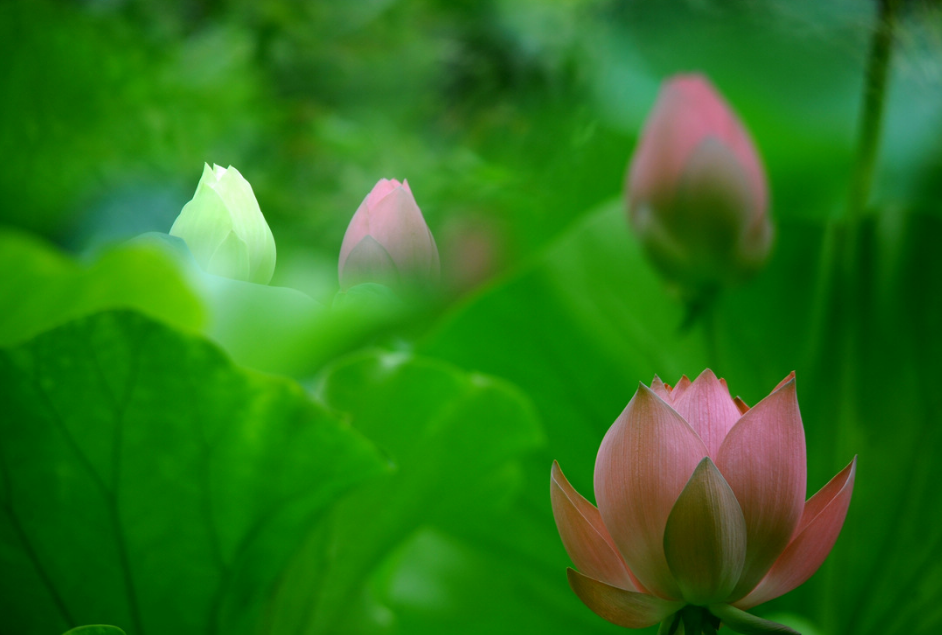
xmin=338 ymin=178 xmax=440 ymax=291
xmin=627 ymin=75 xmax=773 ymax=295
xmin=552 ymin=371 xmax=855 ymax=634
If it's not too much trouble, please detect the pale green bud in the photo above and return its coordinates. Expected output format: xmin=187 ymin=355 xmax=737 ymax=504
xmin=170 ymin=164 xmax=276 ymax=284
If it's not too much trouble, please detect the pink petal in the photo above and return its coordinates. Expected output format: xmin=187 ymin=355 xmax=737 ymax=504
xmin=567 ymin=569 xmax=684 ymax=629
xmin=551 ymin=461 xmax=642 ymax=591
xmin=595 ymin=383 xmax=708 ymax=599
xmin=772 ymin=371 xmax=795 ymax=393
xmin=734 ymin=457 xmax=856 ymax=609
xmin=663 ymin=458 xmax=747 ymax=605
xmin=365 ymin=178 xmax=402 ymax=209
xmin=651 ymin=375 xmax=673 ymax=402
xmin=672 ymin=369 xmax=743 ymax=457
xmin=670 ymin=375 xmax=692 ymax=402
xmin=716 ymin=376 xmax=806 ymax=600
xmin=367 ymin=186 xmax=435 ymax=277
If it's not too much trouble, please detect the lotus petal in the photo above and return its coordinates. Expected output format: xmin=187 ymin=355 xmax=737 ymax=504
xmin=651 ymin=375 xmax=673 ymax=402
xmin=368 ymin=185 xmax=436 ymax=275
xmin=595 ymin=384 xmax=708 ymax=598
xmin=671 ymin=375 xmax=693 ymax=402
xmin=567 ymin=569 xmax=684 ymax=629
xmin=664 ymin=458 xmax=747 ymax=605
xmin=672 ymin=369 xmax=743 ymax=457
xmin=551 ymin=461 xmax=641 ymax=591
xmin=340 ymin=236 xmax=399 ymax=290
xmin=735 ymin=457 xmax=856 ymax=609
xmin=708 ymin=603 xmax=799 ymax=635
xmin=716 ymin=376 xmax=806 ymax=599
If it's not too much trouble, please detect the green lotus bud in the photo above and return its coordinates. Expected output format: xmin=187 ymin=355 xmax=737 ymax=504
xmin=170 ymin=164 xmax=276 ymax=284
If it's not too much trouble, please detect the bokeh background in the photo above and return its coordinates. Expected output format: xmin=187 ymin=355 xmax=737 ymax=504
xmin=3 ymin=0 xmax=942 ymax=634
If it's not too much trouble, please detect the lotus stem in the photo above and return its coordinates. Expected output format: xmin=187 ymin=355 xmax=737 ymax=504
xmin=846 ymin=0 xmax=900 ymax=222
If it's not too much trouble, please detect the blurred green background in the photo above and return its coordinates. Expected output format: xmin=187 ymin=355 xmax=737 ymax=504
xmin=2 ymin=0 xmax=942 ymax=634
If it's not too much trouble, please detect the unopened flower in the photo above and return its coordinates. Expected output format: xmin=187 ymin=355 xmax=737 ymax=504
xmin=170 ymin=164 xmax=276 ymax=284
xmin=627 ymin=75 xmax=772 ymax=296
xmin=338 ymin=178 xmax=439 ymax=291
xmin=552 ymin=371 xmax=855 ymax=634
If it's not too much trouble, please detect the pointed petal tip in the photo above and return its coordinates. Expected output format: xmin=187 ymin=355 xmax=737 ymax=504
xmin=734 ymin=455 xmax=856 ymax=609
xmin=771 ymin=372 xmax=797 ymax=394
xmin=733 ymin=396 xmax=750 ymax=414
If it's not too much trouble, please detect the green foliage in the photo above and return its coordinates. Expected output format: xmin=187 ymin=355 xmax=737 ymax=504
xmin=0 ymin=230 xmax=205 ymax=347
xmin=266 ymin=349 xmax=544 ymax=634
xmin=0 ymin=311 xmax=386 ymax=635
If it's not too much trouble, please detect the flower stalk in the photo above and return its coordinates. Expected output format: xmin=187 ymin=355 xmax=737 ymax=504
xmin=846 ymin=0 xmax=901 ymax=224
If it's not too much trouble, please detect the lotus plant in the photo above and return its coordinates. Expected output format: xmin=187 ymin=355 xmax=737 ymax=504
xmin=627 ymin=75 xmax=773 ymax=299
xmin=551 ymin=371 xmax=855 ymax=634
xmin=338 ymin=178 xmax=440 ymax=292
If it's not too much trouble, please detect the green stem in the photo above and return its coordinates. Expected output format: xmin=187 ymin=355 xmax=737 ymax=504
xmin=846 ymin=0 xmax=900 ymax=222
xmin=702 ymin=301 xmax=720 ymax=373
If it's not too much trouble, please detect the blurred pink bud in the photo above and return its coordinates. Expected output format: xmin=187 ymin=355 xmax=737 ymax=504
xmin=552 ymin=371 xmax=855 ymax=634
xmin=338 ymin=179 xmax=440 ymax=291
xmin=627 ymin=75 xmax=773 ymax=295
xmin=440 ymin=215 xmax=510 ymax=295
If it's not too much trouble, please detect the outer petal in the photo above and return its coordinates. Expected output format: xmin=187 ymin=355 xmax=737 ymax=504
xmin=339 ymin=236 xmax=399 ymax=291
xmin=339 ymin=199 xmax=373 ymax=273
xmin=170 ymin=183 xmax=232 ymax=269
xmin=205 ymin=230 xmax=250 ymax=282
xmin=595 ymin=384 xmax=708 ymax=599
xmin=716 ymin=376 xmax=806 ymax=599
xmin=551 ymin=462 xmax=642 ymax=591
xmin=672 ymin=369 xmax=743 ymax=457
xmin=664 ymin=458 xmax=747 ymax=605
xmin=567 ymin=569 xmax=684 ymax=629
xmin=708 ymin=603 xmax=799 ymax=635
xmin=735 ymin=457 xmax=856 ymax=609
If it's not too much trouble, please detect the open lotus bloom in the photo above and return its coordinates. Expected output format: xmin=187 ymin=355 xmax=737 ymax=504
xmin=552 ymin=371 xmax=855 ymax=635
xmin=338 ymin=178 xmax=440 ymax=292
xmin=170 ymin=164 xmax=276 ymax=284
xmin=627 ymin=75 xmax=773 ymax=297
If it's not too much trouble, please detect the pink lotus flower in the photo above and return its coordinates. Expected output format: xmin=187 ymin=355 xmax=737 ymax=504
xmin=627 ymin=75 xmax=773 ymax=296
xmin=338 ymin=178 xmax=440 ymax=291
xmin=552 ymin=371 xmax=855 ymax=634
